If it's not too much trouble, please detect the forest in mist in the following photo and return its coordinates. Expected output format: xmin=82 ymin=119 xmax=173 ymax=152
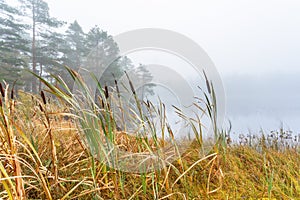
xmin=0 ymin=0 xmax=153 ymax=94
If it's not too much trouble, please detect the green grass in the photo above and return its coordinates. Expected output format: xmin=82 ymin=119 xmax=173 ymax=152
xmin=0 ymin=70 xmax=299 ymax=199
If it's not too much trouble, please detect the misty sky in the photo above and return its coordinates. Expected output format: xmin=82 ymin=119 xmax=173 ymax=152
xmin=45 ymin=0 xmax=300 ymax=134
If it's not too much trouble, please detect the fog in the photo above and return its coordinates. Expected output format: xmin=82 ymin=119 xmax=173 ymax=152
xmin=45 ymin=0 xmax=300 ymax=133
xmin=224 ymin=72 xmax=300 ymax=133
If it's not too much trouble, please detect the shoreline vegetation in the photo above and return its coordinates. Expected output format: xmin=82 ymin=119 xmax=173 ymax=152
xmin=1 ymin=0 xmax=299 ymax=199
xmin=0 ymin=71 xmax=299 ymax=199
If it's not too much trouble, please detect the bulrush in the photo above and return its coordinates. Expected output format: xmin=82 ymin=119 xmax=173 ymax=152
xmin=41 ymin=90 xmax=47 ymax=105
xmin=203 ymin=70 xmax=211 ymax=95
xmin=104 ymin=85 xmax=109 ymax=99
xmin=125 ymin=71 xmax=136 ymax=95
xmin=0 ymin=83 xmax=4 ymax=97
xmin=10 ymin=87 xmax=14 ymax=100
xmin=114 ymin=77 xmax=120 ymax=98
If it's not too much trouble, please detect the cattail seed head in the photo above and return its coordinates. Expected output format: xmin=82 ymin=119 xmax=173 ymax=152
xmin=10 ymin=88 xmax=14 ymax=99
xmin=41 ymin=90 xmax=47 ymax=105
xmin=114 ymin=79 xmax=120 ymax=98
xmin=125 ymin=71 xmax=136 ymax=95
xmin=39 ymin=103 xmax=45 ymax=112
xmin=104 ymin=85 xmax=109 ymax=99
xmin=0 ymin=83 xmax=4 ymax=97
xmin=203 ymin=70 xmax=211 ymax=94
xmin=147 ymin=100 xmax=150 ymax=108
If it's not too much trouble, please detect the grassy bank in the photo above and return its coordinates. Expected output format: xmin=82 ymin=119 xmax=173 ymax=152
xmin=0 ymin=79 xmax=299 ymax=199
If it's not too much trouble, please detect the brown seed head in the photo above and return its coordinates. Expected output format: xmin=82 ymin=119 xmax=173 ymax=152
xmin=0 ymin=83 xmax=4 ymax=97
xmin=41 ymin=90 xmax=47 ymax=105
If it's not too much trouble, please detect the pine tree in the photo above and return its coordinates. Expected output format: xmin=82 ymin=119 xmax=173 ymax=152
xmin=19 ymin=0 xmax=64 ymax=92
xmin=36 ymin=31 xmax=66 ymax=90
xmin=85 ymin=25 xmax=132 ymax=88
xmin=134 ymin=64 xmax=156 ymax=99
xmin=62 ymin=20 xmax=88 ymax=71
xmin=0 ymin=0 xmax=30 ymax=88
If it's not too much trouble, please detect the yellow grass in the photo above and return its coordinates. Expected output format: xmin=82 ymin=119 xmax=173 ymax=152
xmin=0 ymin=88 xmax=299 ymax=199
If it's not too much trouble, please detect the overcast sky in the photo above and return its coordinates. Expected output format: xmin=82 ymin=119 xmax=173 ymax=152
xmin=45 ymin=0 xmax=300 ymax=134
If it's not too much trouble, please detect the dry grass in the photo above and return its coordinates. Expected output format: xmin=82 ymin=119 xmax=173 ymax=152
xmin=0 ymin=76 xmax=299 ymax=199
